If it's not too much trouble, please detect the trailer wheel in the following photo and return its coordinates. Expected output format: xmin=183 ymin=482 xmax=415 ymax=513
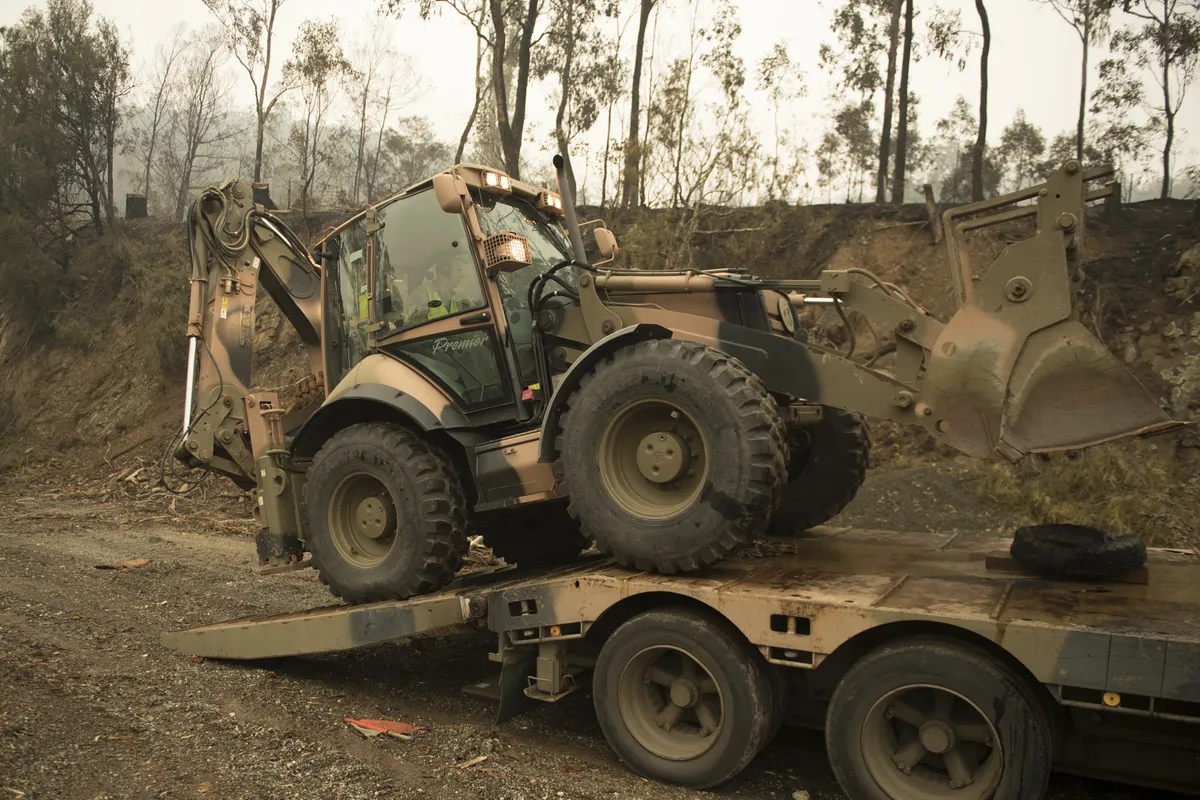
xmin=593 ymin=608 xmax=775 ymax=789
xmin=773 ymin=409 xmax=869 ymax=533
xmin=557 ymin=339 xmax=787 ymax=573
xmin=478 ymin=502 xmax=591 ymax=567
xmin=304 ymin=422 xmax=468 ymax=603
xmin=826 ymin=636 xmax=1051 ymax=800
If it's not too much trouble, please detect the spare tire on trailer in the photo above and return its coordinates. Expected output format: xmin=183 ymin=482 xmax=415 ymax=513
xmin=772 ymin=409 xmax=869 ymax=533
xmin=1010 ymin=523 xmax=1146 ymax=579
xmin=556 ymin=339 xmax=787 ymax=573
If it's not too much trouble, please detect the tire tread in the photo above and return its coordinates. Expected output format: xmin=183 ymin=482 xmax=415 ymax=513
xmin=305 ymin=422 xmax=468 ymax=603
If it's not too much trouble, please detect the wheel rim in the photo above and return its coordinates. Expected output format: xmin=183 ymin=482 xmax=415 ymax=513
xmin=861 ymin=684 xmax=1003 ymax=799
xmin=617 ymin=645 xmax=724 ymax=761
xmin=327 ymin=472 xmax=398 ymax=569
xmin=598 ymin=399 xmax=709 ymax=520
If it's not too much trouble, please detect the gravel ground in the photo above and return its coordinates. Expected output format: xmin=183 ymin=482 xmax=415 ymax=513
xmin=0 ymin=468 xmax=1182 ymax=800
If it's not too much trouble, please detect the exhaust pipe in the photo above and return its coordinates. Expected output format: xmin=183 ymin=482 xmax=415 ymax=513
xmin=553 ymin=153 xmax=589 ymax=266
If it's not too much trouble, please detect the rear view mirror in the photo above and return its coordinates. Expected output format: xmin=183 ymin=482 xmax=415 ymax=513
xmin=433 ymin=173 xmax=465 ymax=214
xmin=594 ymin=228 xmax=620 ymax=263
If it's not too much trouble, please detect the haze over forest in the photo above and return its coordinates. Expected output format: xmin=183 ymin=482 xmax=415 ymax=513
xmin=1 ymin=0 xmax=1198 ymax=237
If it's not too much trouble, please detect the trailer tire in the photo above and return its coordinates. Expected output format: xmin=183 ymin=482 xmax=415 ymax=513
xmin=826 ymin=636 xmax=1051 ymax=800
xmin=304 ymin=422 xmax=468 ymax=603
xmin=478 ymin=503 xmax=592 ymax=567
xmin=772 ymin=409 xmax=869 ymax=533
xmin=1011 ymin=523 xmax=1146 ymax=579
xmin=557 ymin=339 xmax=787 ymax=573
xmin=593 ymin=608 xmax=776 ymax=789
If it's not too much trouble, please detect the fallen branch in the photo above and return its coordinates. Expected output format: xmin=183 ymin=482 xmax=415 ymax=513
xmin=105 ymin=435 xmax=156 ymax=465
xmin=698 ymin=225 xmax=773 ymax=235
xmin=874 ymin=220 xmax=928 ymax=232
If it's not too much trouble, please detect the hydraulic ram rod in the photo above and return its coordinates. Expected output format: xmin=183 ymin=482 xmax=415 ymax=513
xmin=182 ymin=336 xmax=198 ymax=435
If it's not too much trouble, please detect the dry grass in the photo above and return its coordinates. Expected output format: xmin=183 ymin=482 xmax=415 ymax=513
xmin=974 ymin=439 xmax=1195 ymax=545
xmin=128 ymin=252 xmax=188 ymax=376
xmin=42 ymin=229 xmax=135 ymax=351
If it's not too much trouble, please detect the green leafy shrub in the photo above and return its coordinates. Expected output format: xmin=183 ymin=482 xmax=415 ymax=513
xmin=975 ymin=440 xmax=1181 ymax=543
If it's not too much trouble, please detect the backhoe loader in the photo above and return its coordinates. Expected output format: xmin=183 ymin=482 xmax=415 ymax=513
xmin=175 ymin=156 xmax=1183 ymax=603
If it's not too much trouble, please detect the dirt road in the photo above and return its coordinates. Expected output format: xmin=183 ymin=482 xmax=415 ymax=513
xmin=0 ymin=479 xmax=1178 ymax=800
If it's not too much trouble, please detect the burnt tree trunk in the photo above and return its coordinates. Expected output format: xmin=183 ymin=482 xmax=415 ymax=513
xmin=1076 ymin=6 xmax=1090 ymax=160
xmin=876 ymin=0 xmax=903 ymax=203
xmin=891 ymin=0 xmax=914 ymax=204
xmin=554 ymin=1 xmax=577 ymax=199
xmin=489 ymin=0 xmax=538 ymax=179
xmin=1159 ymin=25 xmax=1173 ymax=199
xmin=621 ymin=0 xmax=655 ymax=209
xmin=972 ymin=0 xmax=991 ymax=202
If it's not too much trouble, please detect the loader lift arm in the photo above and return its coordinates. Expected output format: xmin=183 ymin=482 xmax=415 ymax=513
xmin=760 ymin=162 xmax=1184 ymax=458
xmin=178 ymin=180 xmax=328 ymax=564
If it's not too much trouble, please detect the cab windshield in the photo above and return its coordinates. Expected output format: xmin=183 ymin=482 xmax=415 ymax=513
xmin=471 ymin=191 xmax=575 ymax=385
xmin=472 ymin=191 xmax=573 ymax=273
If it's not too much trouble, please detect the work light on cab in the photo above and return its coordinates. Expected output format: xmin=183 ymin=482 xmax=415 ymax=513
xmin=536 ymin=190 xmax=565 ymax=217
xmin=482 ymin=231 xmax=532 ymax=272
xmin=483 ymin=170 xmax=512 ymax=194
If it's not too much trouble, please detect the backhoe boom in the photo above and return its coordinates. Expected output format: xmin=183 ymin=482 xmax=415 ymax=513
xmin=179 ymin=180 xmax=327 ymax=565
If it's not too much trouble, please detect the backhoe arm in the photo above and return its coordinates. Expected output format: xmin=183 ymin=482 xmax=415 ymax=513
xmin=178 ymin=179 xmax=325 ymax=565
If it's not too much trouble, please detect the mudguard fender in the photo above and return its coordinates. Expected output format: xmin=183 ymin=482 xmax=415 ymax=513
xmin=537 ymin=323 xmax=671 ymax=462
xmin=292 ymin=355 xmax=469 ymax=459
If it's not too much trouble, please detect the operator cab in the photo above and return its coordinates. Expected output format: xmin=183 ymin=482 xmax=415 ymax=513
xmin=318 ymin=166 xmax=578 ymax=428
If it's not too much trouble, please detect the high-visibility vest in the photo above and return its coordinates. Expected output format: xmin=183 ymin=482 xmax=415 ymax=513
xmin=414 ymin=283 xmax=456 ymax=319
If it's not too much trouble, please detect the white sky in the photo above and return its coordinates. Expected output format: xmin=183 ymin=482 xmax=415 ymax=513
xmin=3 ymin=0 xmax=1197 ymax=198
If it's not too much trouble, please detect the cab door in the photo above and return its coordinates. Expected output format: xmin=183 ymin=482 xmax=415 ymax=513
xmin=321 ymin=216 xmax=370 ymax=390
xmin=369 ymin=188 xmax=517 ymax=414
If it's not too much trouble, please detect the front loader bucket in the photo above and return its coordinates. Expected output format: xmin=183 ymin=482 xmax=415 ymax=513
xmin=1000 ymin=319 xmax=1181 ymax=454
xmin=917 ymin=162 xmax=1185 ymax=460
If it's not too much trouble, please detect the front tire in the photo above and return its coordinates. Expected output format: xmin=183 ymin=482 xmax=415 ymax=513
xmin=826 ymin=636 xmax=1052 ymax=800
xmin=593 ymin=608 xmax=776 ymax=788
xmin=557 ymin=339 xmax=787 ymax=573
xmin=304 ymin=422 xmax=468 ymax=603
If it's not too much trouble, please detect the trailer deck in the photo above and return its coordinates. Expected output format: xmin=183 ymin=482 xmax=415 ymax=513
xmin=165 ymin=526 xmax=1200 ymax=695
xmin=163 ymin=526 xmax=1200 ymax=796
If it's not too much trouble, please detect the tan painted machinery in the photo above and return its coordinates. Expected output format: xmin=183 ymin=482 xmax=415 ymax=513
xmin=175 ymin=156 xmax=1182 ymax=603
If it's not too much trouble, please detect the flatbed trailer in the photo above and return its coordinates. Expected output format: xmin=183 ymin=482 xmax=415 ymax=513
xmin=163 ymin=526 xmax=1200 ymax=798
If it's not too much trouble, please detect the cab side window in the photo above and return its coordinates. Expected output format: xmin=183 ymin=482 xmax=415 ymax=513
xmin=325 ymin=218 xmax=370 ymax=387
xmin=373 ymin=189 xmax=487 ymax=330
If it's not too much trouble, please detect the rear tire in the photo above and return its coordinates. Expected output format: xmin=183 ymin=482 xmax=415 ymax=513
xmin=304 ymin=422 xmax=468 ymax=603
xmin=478 ymin=502 xmax=591 ymax=567
xmin=773 ymin=409 xmax=869 ymax=533
xmin=826 ymin=636 xmax=1052 ymax=800
xmin=556 ymin=339 xmax=787 ymax=573
xmin=593 ymin=608 xmax=776 ymax=789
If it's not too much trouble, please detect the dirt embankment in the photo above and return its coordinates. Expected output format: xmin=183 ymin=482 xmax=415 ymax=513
xmin=0 ymin=199 xmax=1196 ymax=533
